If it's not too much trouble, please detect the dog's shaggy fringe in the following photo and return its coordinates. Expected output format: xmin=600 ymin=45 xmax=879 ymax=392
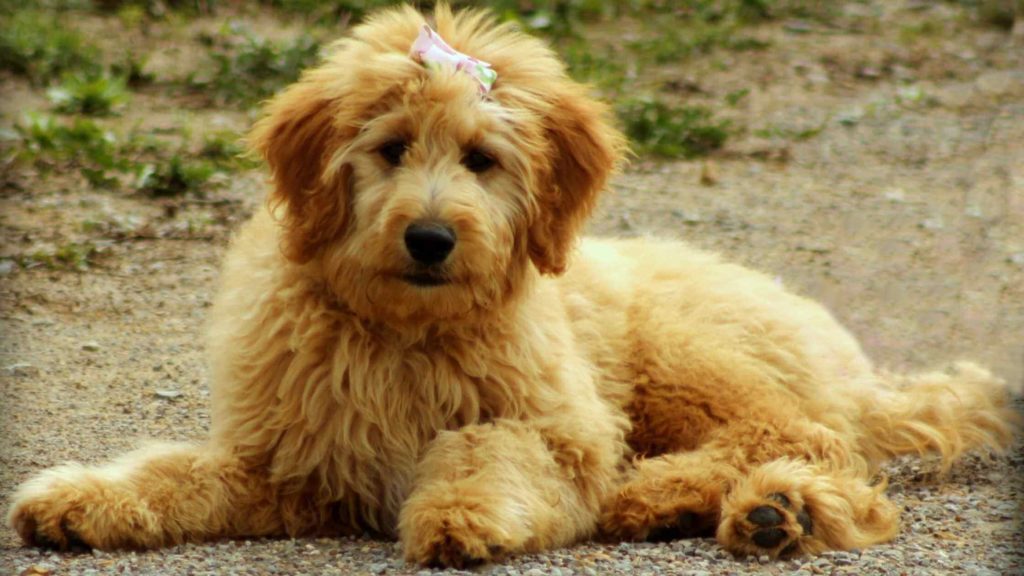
xmin=7 ymin=3 xmax=1019 ymax=567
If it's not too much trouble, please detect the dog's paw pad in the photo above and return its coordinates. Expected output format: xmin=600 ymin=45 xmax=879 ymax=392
xmin=751 ymin=526 xmax=788 ymax=548
xmin=747 ymin=504 xmax=790 ymax=549
xmin=738 ymin=492 xmax=814 ymax=554
xmin=747 ymin=505 xmax=784 ymax=528
xmin=796 ymin=509 xmax=813 ymax=536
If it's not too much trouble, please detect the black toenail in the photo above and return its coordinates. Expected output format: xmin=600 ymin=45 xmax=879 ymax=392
xmin=748 ymin=505 xmax=784 ymax=527
xmin=768 ymin=492 xmax=792 ymax=508
xmin=752 ymin=527 xmax=788 ymax=548
xmin=797 ymin=509 xmax=813 ymax=535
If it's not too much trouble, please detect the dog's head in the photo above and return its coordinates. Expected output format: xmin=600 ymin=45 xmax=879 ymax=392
xmin=250 ymin=4 xmax=625 ymax=326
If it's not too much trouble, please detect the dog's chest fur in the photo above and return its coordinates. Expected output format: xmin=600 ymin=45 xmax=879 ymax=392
xmin=214 ymin=291 xmax=566 ymax=533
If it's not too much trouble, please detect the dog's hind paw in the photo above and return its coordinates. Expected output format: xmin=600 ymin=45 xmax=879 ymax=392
xmin=719 ymin=490 xmax=815 ymax=558
xmin=747 ymin=493 xmax=812 ymax=552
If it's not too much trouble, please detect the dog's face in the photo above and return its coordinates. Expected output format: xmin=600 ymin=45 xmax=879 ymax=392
xmin=251 ymin=5 xmax=624 ymax=326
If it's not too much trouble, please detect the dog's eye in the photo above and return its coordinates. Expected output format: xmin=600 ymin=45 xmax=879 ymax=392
xmin=378 ymin=141 xmax=407 ymax=167
xmin=462 ymin=149 xmax=496 ymax=173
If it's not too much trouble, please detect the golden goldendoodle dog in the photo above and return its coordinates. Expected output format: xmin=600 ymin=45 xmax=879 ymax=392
xmin=8 ymin=4 xmax=1019 ymax=568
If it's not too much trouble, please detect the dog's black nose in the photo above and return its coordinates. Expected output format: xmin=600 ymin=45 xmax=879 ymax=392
xmin=404 ymin=222 xmax=456 ymax=265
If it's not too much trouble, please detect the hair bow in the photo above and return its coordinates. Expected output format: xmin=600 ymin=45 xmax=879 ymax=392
xmin=410 ymin=25 xmax=497 ymax=95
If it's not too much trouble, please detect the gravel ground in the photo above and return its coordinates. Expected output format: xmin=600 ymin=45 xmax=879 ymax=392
xmin=2 ymin=1 xmax=1023 ymax=575
xmin=3 ymin=444 xmax=1023 ymax=575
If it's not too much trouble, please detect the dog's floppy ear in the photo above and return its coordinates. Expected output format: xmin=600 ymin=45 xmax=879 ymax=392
xmin=250 ymin=78 xmax=350 ymax=264
xmin=528 ymin=89 xmax=625 ymax=275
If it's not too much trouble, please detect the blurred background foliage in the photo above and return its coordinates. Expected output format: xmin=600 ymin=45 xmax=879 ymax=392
xmin=1 ymin=0 xmax=1020 ymax=201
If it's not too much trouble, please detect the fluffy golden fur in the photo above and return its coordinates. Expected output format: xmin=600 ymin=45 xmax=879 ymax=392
xmin=7 ymin=4 xmax=1019 ymax=567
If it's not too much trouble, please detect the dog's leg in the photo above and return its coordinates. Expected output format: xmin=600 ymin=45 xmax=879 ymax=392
xmin=598 ymin=450 xmax=739 ymax=543
xmin=717 ymin=458 xmax=898 ymax=558
xmin=399 ymin=417 xmax=622 ymax=568
xmin=7 ymin=442 xmax=280 ymax=550
xmin=601 ymin=417 xmax=898 ymax=557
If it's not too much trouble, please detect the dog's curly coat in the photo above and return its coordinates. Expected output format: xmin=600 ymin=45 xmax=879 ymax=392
xmin=8 ymin=4 xmax=1019 ymax=567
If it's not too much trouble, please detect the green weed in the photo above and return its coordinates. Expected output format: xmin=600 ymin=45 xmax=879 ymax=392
xmin=261 ymin=0 xmax=397 ymax=23
xmin=752 ymin=122 xmax=826 ymax=141
xmin=0 ymin=10 xmax=101 ymax=84
xmin=94 ymin=0 xmax=210 ymax=17
xmin=898 ymin=19 xmax=945 ymax=43
xmin=16 ymin=113 xmax=127 ymax=186
xmin=110 ymin=53 xmax=156 ymax=87
xmin=969 ymin=0 xmax=1022 ymax=30
xmin=629 ymin=13 xmax=769 ymax=64
xmin=616 ymin=98 xmax=731 ymax=158
xmin=135 ymin=155 xmax=217 ymax=197
xmin=189 ymin=25 xmax=322 ymax=106
xmin=560 ymin=41 xmax=626 ymax=94
xmin=15 ymin=114 xmax=230 ymax=194
xmin=48 ymin=73 xmax=130 ymax=116
xmin=25 ymin=241 xmax=100 ymax=272
xmin=724 ymin=88 xmax=751 ymax=106
xmin=199 ymin=130 xmax=257 ymax=169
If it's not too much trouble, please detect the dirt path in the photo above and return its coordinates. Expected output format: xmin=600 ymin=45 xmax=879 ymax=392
xmin=2 ymin=2 xmax=1022 ymax=575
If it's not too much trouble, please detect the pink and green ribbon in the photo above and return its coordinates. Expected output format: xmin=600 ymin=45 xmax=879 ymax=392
xmin=410 ymin=25 xmax=497 ymax=95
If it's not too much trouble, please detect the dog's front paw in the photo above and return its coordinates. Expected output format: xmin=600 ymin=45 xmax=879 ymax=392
xmin=399 ymin=489 xmax=531 ymax=568
xmin=8 ymin=465 xmax=157 ymax=551
xmin=719 ymin=491 xmax=813 ymax=558
xmin=9 ymin=466 xmax=100 ymax=551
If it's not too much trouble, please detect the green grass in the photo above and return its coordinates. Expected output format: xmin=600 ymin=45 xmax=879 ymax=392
xmin=15 ymin=113 xmax=242 ymax=195
xmin=724 ymin=88 xmax=751 ymax=106
xmin=188 ymin=24 xmax=322 ymax=106
xmin=135 ymin=155 xmax=217 ymax=197
xmin=616 ymin=98 xmax=731 ymax=158
xmin=110 ymin=53 xmax=156 ymax=87
xmin=560 ymin=41 xmax=627 ymax=95
xmin=951 ymin=0 xmax=1023 ymax=30
xmin=199 ymin=130 xmax=258 ymax=169
xmin=0 ymin=10 xmax=102 ymax=84
xmin=261 ymin=0 xmax=397 ymax=23
xmin=752 ymin=122 xmax=826 ymax=141
xmin=48 ymin=73 xmax=130 ymax=116
xmin=16 ymin=113 xmax=127 ymax=187
xmin=23 ymin=241 xmax=100 ymax=272
xmin=630 ymin=21 xmax=770 ymax=64
xmin=7 ymin=0 xmax=828 ymax=168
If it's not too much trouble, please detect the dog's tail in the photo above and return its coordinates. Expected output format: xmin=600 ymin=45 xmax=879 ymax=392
xmin=857 ymin=362 xmax=1020 ymax=471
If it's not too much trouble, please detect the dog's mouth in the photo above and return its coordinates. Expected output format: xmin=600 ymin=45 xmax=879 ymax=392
xmin=402 ymin=270 xmax=451 ymax=287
